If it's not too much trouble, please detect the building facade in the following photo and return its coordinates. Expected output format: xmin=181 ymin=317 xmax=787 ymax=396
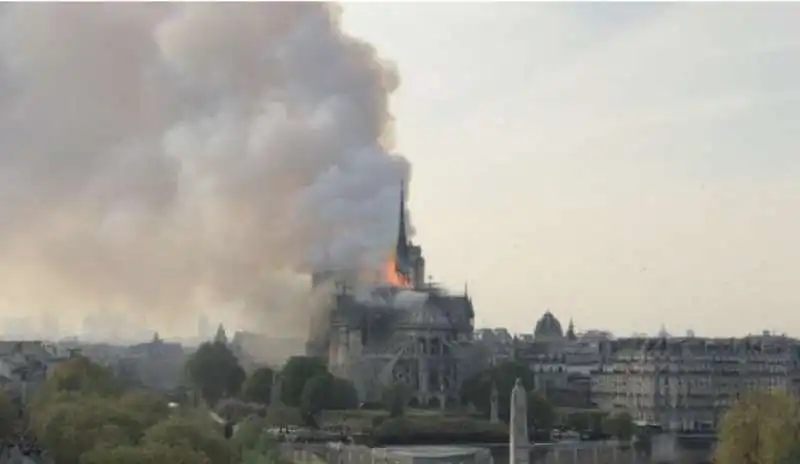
xmin=476 ymin=311 xmax=800 ymax=432
xmin=325 ymin=285 xmax=480 ymax=405
xmin=591 ymin=334 xmax=800 ymax=431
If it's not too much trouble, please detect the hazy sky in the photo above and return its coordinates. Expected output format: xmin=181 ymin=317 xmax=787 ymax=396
xmin=342 ymin=3 xmax=800 ymax=337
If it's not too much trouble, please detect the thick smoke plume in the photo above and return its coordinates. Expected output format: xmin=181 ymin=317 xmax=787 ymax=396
xmin=0 ymin=3 xmax=411 ymax=335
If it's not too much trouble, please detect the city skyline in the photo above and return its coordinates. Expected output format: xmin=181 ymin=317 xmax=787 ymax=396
xmin=0 ymin=4 xmax=796 ymax=339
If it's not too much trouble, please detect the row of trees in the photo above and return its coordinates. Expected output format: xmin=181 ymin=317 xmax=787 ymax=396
xmin=1 ymin=339 xmax=643 ymax=463
xmin=184 ymin=338 xmax=359 ymax=426
xmin=186 ymin=340 xmax=562 ymax=432
xmin=0 ymin=337 xmax=334 ymax=463
xmin=21 ymin=355 xmax=236 ymax=464
xmin=184 ymin=338 xmax=800 ymax=462
xmin=0 ymin=388 xmax=17 ymax=442
xmin=21 ymin=336 xmax=800 ymax=464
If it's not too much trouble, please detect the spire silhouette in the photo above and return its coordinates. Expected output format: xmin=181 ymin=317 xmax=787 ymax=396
xmin=214 ymin=324 xmax=228 ymax=344
xmin=395 ymin=181 xmax=410 ymax=277
xmin=566 ymin=318 xmax=576 ymax=341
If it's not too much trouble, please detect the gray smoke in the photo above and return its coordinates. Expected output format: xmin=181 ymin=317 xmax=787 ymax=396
xmin=0 ymin=3 xmax=411 ymax=334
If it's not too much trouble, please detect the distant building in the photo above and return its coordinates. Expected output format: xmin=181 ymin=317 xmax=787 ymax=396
xmin=470 ymin=312 xmax=600 ymax=407
xmin=591 ymin=334 xmax=800 ymax=431
xmin=111 ymin=335 xmax=186 ymax=392
xmin=471 ymin=311 xmax=800 ymax=432
xmin=0 ymin=341 xmax=66 ymax=404
xmin=516 ymin=312 xmax=598 ymax=407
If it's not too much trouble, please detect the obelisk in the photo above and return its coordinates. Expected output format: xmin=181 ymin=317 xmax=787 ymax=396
xmin=490 ymin=381 xmax=500 ymax=423
xmin=509 ymin=378 xmax=529 ymax=464
xmin=270 ymin=373 xmax=282 ymax=405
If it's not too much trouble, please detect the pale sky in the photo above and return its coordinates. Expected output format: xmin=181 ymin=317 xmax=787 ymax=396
xmin=341 ymin=3 xmax=800 ymax=338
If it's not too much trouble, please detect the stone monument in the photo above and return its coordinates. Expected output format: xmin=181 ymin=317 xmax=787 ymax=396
xmin=270 ymin=373 xmax=282 ymax=405
xmin=490 ymin=381 xmax=500 ymax=423
xmin=509 ymin=378 xmax=529 ymax=464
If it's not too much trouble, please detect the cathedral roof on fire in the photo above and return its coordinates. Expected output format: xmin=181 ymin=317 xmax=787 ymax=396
xmin=392 ymin=290 xmax=429 ymax=311
xmin=534 ymin=311 xmax=564 ymax=340
xmin=391 ymin=290 xmax=454 ymax=329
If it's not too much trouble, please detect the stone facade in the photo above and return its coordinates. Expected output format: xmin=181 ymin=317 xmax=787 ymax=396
xmin=324 ymin=285 xmax=480 ymax=405
xmin=591 ymin=334 xmax=800 ymax=431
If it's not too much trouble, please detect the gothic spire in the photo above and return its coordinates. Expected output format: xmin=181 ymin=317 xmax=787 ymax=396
xmin=397 ymin=182 xmax=408 ymax=253
xmin=395 ymin=181 xmax=410 ymax=276
xmin=214 ymin=323 xmax=228 ymax=345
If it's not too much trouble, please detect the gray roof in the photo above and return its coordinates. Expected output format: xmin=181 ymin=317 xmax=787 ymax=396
xmin=534 ymin=311 xmax=564 ymax=339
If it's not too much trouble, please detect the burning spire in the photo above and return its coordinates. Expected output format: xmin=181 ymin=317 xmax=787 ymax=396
xmin=381 ymin=182 xmax=412 ymax=287
xmin=395 ymin=182 xmax=411 ymax=281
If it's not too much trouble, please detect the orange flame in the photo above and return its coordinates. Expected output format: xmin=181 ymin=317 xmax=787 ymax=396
xmin=383 ymin=253 xmax=412 ymax=288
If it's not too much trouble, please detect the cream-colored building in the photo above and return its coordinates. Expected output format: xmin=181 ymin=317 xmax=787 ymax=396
xmin=591 ymin=334 xmax=800 ymax=431
xmin=476 ymin=312 xmax=800 ymax=432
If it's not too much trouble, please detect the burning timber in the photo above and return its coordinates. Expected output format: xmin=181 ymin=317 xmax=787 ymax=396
xmin=305 ymin=186 xmax=484 ymax=406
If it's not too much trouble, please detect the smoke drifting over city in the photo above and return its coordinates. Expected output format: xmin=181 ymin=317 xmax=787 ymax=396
xmin=0 ymin=3 xmax=411 ymax=334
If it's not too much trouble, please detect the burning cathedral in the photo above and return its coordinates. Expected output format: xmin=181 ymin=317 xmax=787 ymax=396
xmin=305 ymin=186 xmax=484 ymax=407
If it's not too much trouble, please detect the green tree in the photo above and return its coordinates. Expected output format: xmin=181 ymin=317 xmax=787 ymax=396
xmin=38 ymin=355 xmax=121 ymax=400
xmin=328 ymin=377 xmax=359 ymax=410
xmin=80 ymin=443 xmax=209 ymax=464
xmin=0 ymin=389 xmax=16 ymax=441
xmin=231 ymin=416 xmax=267 ymax=460
xmin=300 ymin=373 xmax=332 ymax=418
xmin=565 ymin=411 xmax=590 ymax=431
xmin=264 ymin=404 xmax=303 ymax=429
xmin=603 ymin=411 xmax=634 ymax=441
xmin=241 ymin=367 xmax=275 ymax=405
xmin=33 ymin=395 xmax=142 ymax=463
xmin=241 ymin=431 xmax=286 ymax=464
xmin=278 ymin=356 xmax=327 ymax=407
xmin=118 ymin=390 xmax=171 ymax=434
xmin=231 ymin=416 xmax=287 ymax=463
xmin=460 ymin=361 xmax=536 ymax=423
xmin=215 ymin=397 xmax=266 ymax=423
xmin=185 ymin=340 xmax=246 ymax=406
xmin=142 ymin=415 xmax=232 ymax=464
xmin=381 ymin=383 xmax=411 ymax=418
xmin=714 ymin=389 xmax=800 ymax=464
xmin=528 ymin=391 xmax=556 ymax=431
